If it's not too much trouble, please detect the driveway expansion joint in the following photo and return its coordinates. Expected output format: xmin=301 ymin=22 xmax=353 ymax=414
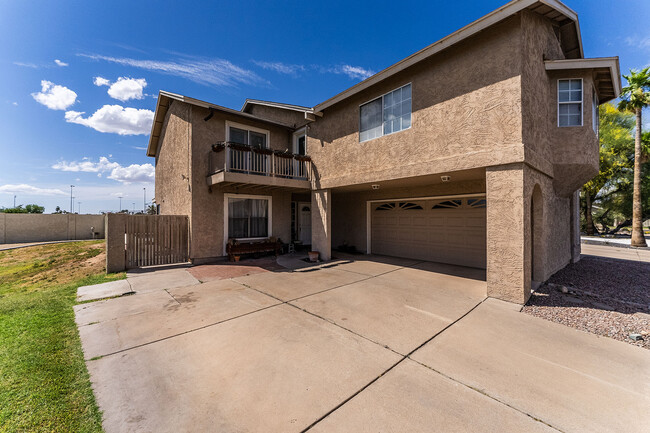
xmin=300 ymin=297 xmax=487 ymax=432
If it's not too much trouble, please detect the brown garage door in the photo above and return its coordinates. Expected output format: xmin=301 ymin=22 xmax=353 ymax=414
xmin=371 ymin=197 xmax=486 ymax=269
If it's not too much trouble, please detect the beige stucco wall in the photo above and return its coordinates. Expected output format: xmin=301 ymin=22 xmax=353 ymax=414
xmin=245 ymin=104 xmax=309 ymax=129
xmin=308 ymin=16 xmax=523 ymax=190
xmin=0 ymin=213 xmax=105 ymax=244
xmin=487 ymin=162 xmax=573 ymax=304
xmin=519 ymin=10 xmax=599 ymax=196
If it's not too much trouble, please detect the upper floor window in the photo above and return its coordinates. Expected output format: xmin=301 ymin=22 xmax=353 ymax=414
xmin=360 ymin=83 xmax=412 ymax=142
xmin=558 ymin=79 xmax=582 ymax=127
xmin=293 ymin=129 xmax=306 ymax=155
xmin=226 ymin=121 xmax=268 ymax=148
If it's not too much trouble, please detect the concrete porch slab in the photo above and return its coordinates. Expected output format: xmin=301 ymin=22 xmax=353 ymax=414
xmin=293 ymin=266 xmax=486 ymax=355
xmin=87 ymin=304 xmax=401 ymax=433
xmin=76 ymin=279 xmax=132 ymax=302
xmin=310 ymin=359 xmax=555 ymax=433
xmin=233 ymin=267 xmax=368 ymax=301
xmin=411 ymin=298 xmax=650 ymax=433
xmin=126 ymin=268 xmax=200 ymax=294
xmin=77 ymin=279 xmax=279 ymax=359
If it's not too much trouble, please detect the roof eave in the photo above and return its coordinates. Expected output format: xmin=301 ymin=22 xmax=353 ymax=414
xmin=544 ymin=57 xmax=621 ymax=101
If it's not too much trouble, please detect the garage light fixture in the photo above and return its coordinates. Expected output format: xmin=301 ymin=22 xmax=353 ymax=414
xmin=441 ymin=175 xmax=451 ymax=182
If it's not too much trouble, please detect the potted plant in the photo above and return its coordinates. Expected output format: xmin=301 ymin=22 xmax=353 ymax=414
xmin=308 ymin=251 xmax=319 ymax=262
xmin=273 ymin=150 xmax=293 ymax=158
xmin=211 ymin=142 xmax=225 ymax=152
xmin=253 ymin=147 xmax=274 ymax=155
xmin=228 ymin=142 xmax=252 ymax=152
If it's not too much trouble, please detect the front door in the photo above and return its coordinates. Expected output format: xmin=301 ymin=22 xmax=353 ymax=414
xmin=299 ymin=203 xmax=311 ymax=245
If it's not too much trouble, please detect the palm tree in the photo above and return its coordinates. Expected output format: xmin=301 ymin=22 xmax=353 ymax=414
xmin=618 ymin=67 xmax=650 ymax=247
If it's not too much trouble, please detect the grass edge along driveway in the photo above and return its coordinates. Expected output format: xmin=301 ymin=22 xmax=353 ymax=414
xmin=0 ymin=241 xmax=124 ymax=432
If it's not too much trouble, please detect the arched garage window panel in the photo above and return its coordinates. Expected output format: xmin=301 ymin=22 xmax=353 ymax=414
xmin=467 ymin=198 xmax=486 ymax=208
xmin=398 ymin=202 xmax=423 ymax=210
xmin=432 ymin=200 xmax=462 ymax=209
xmin=302 ymin=206 xmax=310 ymax=212
xmin=376 ymin=203 xmax=396 ymax=211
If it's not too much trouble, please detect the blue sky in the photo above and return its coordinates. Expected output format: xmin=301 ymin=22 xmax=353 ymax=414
xmin=0 ymin=0 xmax=648 ymax=213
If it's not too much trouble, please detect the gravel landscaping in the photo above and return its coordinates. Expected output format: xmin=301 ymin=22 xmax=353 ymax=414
xmin=523 ymin=255 xmax=650 ymax=350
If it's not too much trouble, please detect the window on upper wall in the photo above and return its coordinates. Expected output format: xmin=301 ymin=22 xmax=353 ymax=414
xmin=558 ymin=79 xmax=583 ymax=127
xmin=227 ymin=122 xmax=268 ymax=148
xmin=592 ymin=91 xmax=599 ymax=134
xmin=360 ymin=83 xmax=412 ymax=142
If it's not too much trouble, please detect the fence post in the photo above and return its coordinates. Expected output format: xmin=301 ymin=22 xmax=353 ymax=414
xmin=106 ymin=213 xmax=127 ymax=273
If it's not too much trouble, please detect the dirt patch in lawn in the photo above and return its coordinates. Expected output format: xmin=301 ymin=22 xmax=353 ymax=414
xmin=523 ymin=256 xmax=650 ymax=350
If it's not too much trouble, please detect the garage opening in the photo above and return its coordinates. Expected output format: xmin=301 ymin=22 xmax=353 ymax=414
xmin=369 ymin=195 xmax=486 ymax=269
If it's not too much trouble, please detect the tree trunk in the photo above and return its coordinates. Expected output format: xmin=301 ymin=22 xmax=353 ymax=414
xmin=585 ymin=192 xmax=596 ymax=236
xmin=585 ymin=193 xmax=596 ymax=236
xmin=631 ymin=108 xmax=647 ymax=247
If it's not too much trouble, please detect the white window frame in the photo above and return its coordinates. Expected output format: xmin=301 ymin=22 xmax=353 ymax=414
xmin=557 ymin=78 xmax=583 ymax=127
xmin=292 ymin=127 xmax=306 ymax=154
xmin=223 ymin=193 xmax=273 ymax=255
xmin=359 ymin=82 xmax=412 ymax=142
xmin=225 ymin=120 xmax=270 ymax=148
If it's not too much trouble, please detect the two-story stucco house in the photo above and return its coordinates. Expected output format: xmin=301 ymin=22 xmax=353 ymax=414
xmin=146 ymin=0 xmax=620 ymax=305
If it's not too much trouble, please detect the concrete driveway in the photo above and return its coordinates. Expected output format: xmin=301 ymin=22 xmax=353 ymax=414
xmin=76 ymin=255 xmax=650 ymax=433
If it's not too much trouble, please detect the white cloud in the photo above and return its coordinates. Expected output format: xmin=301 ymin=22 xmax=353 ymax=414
xmin=79 ymin=53 xmax=267 ymax=87
xmin=12 ymin=102 xmax=18 ymax=106
xmin=0 ymin=184 xmax=67 ymax=196
xmin=335 ymin=65 xmax=375 ymax=80
xmin=252 ymin=60 xmax=305 ymax=75
xmin=52 ymin=156 xmax=120 ymax=172
xmin=31 ymin=80 xmax=77 ymax=110
xmin=132 ymin=146 xmax=147 ymax=150
xmin=93 ymin=76 xmax=110 ymax=86
xmin=65 ymin=105 xmax=154 ymax=135
xmin=54 ymin=59 xmax=68 ymax=67
xmin=52 ymin=157 xmax=154 ymax=184
xmin=107 ymin=77 xmax=147 ymax=102
xmin=108 ymin=163 xmax=154 ymax=183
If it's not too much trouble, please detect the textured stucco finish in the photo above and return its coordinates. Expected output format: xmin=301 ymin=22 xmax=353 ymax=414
xmin=151 ymin=9 xmax=604 ymax=300
xmin=0 ymin=213 xmax=105 ymax=244
xmin=155 ymin=101 xmax=295 ymax=261
xmin=308 ymin=17 xmax=523 ymax=191
xmin=311 ymin=189 xmax=331 ymax=261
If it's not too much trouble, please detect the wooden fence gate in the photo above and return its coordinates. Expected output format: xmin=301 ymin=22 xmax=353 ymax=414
xmin=124 ymin=215 xmax=189 ymax=269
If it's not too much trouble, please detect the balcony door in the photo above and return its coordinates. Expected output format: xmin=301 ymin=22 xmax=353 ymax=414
xmin=226 ymin=121 xmax=269 ymax=175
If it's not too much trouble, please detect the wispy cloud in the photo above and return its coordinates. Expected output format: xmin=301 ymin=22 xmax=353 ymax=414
xmin=54 ymin=59 xmax=68 ymax=67
xmin=252 ymin=60 xmax=305 ymax=76
xmin=624 ymin=36 xmax=650 ymax=50
xmin=14 ymin=61 xmax=39 ymax=69
xmin=79 ymin=53 xmax=267 ymax=87
xmin=252 ymin=60 xmax=375 ymax=80
xmin=0 ymin=184 xmax=67 ymax=196
xmin=93 ymin=76 xmax=111 ymax=86
xmin=52 ymin=156 xmax=154 ymax=184
xmin=65 ymin=105 xmax=154 ymax=135
xmin=330 ymin=65 xmax=375 ymax=80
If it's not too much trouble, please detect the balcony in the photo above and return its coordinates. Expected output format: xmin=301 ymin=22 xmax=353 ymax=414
xmin=207 ymin=142 xmax=312 ymax=189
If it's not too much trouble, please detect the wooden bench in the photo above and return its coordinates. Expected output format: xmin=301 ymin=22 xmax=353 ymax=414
xmin=226 ymin=238 xmax=282 ymax=261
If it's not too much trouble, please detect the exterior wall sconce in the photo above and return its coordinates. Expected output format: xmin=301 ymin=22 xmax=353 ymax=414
xmin=441 ymin=175 xmax=451 ymax=182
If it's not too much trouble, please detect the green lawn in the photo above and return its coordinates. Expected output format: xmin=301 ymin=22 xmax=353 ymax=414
xmin=0 ymin=241 xmax=125 ymax=432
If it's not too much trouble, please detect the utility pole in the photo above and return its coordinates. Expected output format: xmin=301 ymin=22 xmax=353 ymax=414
xmin=13 ymin=195 xmax=16 ymax=207
xmin=118 ymin=196 xmax=123 ymax=212
xmin=70 ymin=185 xmax=75 ymax=213
xmin=78 ymin=202 xmax=81 ymax=214
xmin=132 ymin=202 xmax=135 ymax=214
xmin=143 ymin=187 xmax=146 ymax=213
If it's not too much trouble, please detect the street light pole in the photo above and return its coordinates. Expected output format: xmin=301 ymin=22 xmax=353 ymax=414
xmin=143 ymin=187 xmax=146 ymax=213
xmin=70 ymin=185 xmax=75 ymax=213
xmin=78 ymin=202 xmax=81 ymax=214
xmin=118 ymin=196 xmax=123 ymax=212
xmin=13 ymin=195 xmax=16 ymax=207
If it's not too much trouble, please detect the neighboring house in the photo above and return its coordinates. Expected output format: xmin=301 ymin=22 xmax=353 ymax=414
xmin=146 ymin=0 xmax=620 ymax=304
